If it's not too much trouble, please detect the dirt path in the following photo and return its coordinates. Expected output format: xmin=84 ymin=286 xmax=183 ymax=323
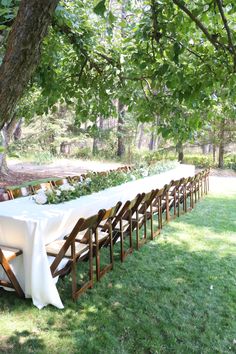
xmin=209 ymin=176 xmax=236 ymax=195
xmin=1 ymin=159 xmax=236 ymax=190
xmin=0 ymin=159 xmax=123 ymax=187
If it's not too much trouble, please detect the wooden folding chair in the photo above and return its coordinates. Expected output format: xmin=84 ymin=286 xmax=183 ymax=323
xmin=185 ymin=176 xmax=194 ymax=210
xmin=163 ymin=180 xmax=182 ymax=222
xmin=94 ymin=202 xmax=122 ymax=280
xmin=72 ymin=203 xmax=121 ymax=281
xmin=202 ymin=168 xmax=210 ymax=195
xmin=7 ymin=186 xmax=32 ymax=199
xmin=52 ymin=178 xmax=68 ymax=187
xmin=192 ymin=173 xmax=200 ymax=204
xmin=0 ymin=188 xmax=11 ymax=202
xmin=161 ymin=181 xmax=176 ymax=222
xmin=130 ymin=190 xmax=157 ymax=250
xmin=176 ymin=177 xmax=188 ymax=216
xmin=46 ymin=210 xmax=105 ymax=300
xmin=0 ymin=246 xmax=24 ymax=298
xmin=110 ymin=194 xmax=145 ymax=261
xmin=110 ymin=200 xmax=133 ymax=262
xmin=146 ymin=187 xmax=165 ymax=239
xmin=31 ymin=181 xmax=54 ymax=194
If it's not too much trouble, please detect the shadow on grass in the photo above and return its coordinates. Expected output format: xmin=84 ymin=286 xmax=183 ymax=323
xmin=0 ymin=330 xmax=45 ymax=353
xmin=1 ymin=194 xmax=236 ymax=353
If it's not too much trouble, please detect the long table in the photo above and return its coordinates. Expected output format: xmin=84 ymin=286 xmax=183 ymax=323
xmin=0 ymin=164 xmax=194 ymax=309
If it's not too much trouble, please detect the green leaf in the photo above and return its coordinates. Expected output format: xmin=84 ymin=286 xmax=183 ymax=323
xmin=108 ymin=11 xmax=116 ymax=25
xmin=1 ymin=0 xmax=12 ymax=6
xmin=93 ymin=0 xmax=106 ymax=17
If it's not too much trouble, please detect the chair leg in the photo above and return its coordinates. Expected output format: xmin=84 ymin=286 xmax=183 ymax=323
xmin=95 ymin=243 xmax=100 ymax=281
xmin=89 ymin=236 xmax=94 ymax=289
xmin=136 ymin=213 xmax=140 ymax=250
xmin=109 ymin=225 xmax=114 ymax=269
xmin=166 ymin=192 xmax=170 ymax=222
xmin=129 ymin=214 xmax=133 ymax=251
xmin=173 ymin=192 xmax=177 ymax=218
xmin=1 ymin=257 xmax=24 ymax=298
xmin=120 ymin=220 xmax=124 ymax=262
xmin=150 ymin=212 xmax=154 ymax=240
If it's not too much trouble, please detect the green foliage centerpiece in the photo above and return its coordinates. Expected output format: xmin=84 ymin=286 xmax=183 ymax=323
xmin=33 ymin=161 xmax=177 ymax=205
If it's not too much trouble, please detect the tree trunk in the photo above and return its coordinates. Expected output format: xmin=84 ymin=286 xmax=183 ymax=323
xmin=0 ymin=115 xmax=20 ymax=175
xmin=176 ymin=141 xmax=184 ymax=163
xmin=213 ymin=144 xmax=216 ymax=163
xmin=13 ymin=118 xmax=23 ymax=141
xmin=149 ymin=128 xmax=156 ymax=151
xmin=92 ymin=138 xmax=98 ymax=155
xmin=201 ymin=144 xmax=210 ymax=154
xmin=117 ymin=100 xmax=126 ymax=157
xmin=92 ymin=116 xmax=103 ymax=155
xmin=0 ymin=0 xmax=59 ymax=129
xmin=137 ymin=124 xmax=144 ymax=149
xmin=218 ymin=119 xmax=225 ymax=168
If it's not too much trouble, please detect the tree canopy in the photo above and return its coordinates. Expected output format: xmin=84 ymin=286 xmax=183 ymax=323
xmin=0 ymin=0 xmax=235 ymax=164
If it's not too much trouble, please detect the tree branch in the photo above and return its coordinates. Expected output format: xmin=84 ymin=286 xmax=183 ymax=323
xmin=215 ymin=0 xmax=236 ymax=71
xmin=172 ymin=0 xmax=221 ymax=50
xmin=52 ymin=20 xmax=103 ymax=74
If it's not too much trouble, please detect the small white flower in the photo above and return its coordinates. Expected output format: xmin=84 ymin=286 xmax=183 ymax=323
xmin=142 ymin=170 xmax=148 ymax=177
xmin=36 ymin=188 xmax=46 ymax=194
xmin=130 ymin=174 xmax=136 ymax=181
xmin=233 ymin=339 xmax=236 ymax=345
xmin=34 ymin=193 xmax=47 ymax=205
xmin=210 ymin=285 xmax=213 ymax=290
xmin=79 ymin=176 xmax=84 ymax=182
xmin=85 ymin=177 xmax=91 ymax=184
xmin=59 ymin=183 xmax=74 ymax=192
xmin=56 ymin=189 xmax=61 ymax=196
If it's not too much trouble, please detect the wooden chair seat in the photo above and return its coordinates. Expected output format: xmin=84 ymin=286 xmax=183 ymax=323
xmin=46 ymin=239 xmax=89 ymax=258
xmin=146 ymin=205 xmax=159 ymax=213
xmin=1 ymin=246 xmax=22 ymax=260
xmin=75 ymin=230 xmax=109 ymax=243
xmin=0 ymin=246 xmax=24 ymax=298
xmin=113 ymin=219 xmax=130 ymax=233
xmin=132 ymin=213 xmax=145 ymax=222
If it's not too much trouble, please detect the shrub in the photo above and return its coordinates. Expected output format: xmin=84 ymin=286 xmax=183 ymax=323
xmin=183 ymin=154 xmax=236 ymax=171
xmin=183 ymin=155 xmax=216 ymax=168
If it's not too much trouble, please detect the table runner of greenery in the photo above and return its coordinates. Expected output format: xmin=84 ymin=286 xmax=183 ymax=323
xmin=33 ymin=160 xmax=177 ymax=204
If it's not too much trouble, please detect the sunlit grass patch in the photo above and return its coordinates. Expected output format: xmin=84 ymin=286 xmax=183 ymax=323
xmin=0 ymin=192 xmax=236 ymax=353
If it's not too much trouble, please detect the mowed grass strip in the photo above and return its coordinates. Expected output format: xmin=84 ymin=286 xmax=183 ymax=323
xmin=0 ymin=191 xmax=236 ymax=354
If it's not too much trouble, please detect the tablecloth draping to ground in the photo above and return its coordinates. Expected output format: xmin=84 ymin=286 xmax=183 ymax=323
xmin=0 ymin=164 xmax=194 ymax=309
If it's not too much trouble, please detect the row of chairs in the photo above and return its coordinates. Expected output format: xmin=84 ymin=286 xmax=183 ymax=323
xmin=0 ymin=168 xmax=210 ymax=300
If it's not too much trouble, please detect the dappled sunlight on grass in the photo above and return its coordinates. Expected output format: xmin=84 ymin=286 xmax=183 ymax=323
xmin=1 ymin=191 xmax=236 ymax=353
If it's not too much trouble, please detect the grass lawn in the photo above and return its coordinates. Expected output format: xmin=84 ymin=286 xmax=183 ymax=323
xmin=1 ymin=188 xmax=236 ymax=354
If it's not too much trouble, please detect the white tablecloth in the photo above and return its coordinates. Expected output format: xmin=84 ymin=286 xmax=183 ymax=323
xmin=0 ymin=164 xmax=194 ymax=309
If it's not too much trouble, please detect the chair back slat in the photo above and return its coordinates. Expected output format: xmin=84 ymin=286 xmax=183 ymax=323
xmin=50 ymin=209 xmax=106 ymax=275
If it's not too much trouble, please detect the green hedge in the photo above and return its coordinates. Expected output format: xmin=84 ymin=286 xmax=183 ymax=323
xmin=183 ymin=154 xmax=236 ymax=171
